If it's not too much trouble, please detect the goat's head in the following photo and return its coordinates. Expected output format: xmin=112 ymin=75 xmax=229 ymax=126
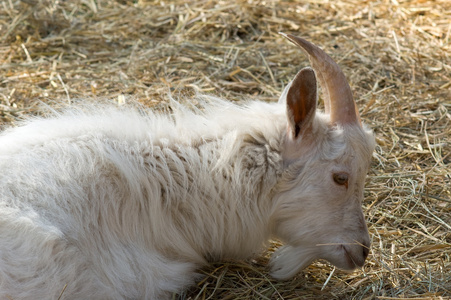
xmin=270 ymin=34 xmax=375 ymax=279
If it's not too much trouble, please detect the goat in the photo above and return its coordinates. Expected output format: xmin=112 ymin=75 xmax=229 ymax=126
xmin=0 ymin=34 xmax=375 ymax=299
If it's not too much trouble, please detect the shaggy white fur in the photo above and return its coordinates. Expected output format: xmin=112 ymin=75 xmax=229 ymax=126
xmin=0 ymin=37 xmax=375 ymax=299
xmin=0 ymin=95 xmax=374 ymax=299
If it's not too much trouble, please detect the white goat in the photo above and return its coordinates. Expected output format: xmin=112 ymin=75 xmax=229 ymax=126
xmin=0 ymin=34 xmax=375 ymax=299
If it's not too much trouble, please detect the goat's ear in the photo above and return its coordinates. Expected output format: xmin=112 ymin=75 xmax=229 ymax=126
xmin=286 ymin=67 xmax=317 ymax=138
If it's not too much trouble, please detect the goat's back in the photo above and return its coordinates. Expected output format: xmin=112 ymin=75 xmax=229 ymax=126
xmin=0 ymin=98 xmax=285 ymax=299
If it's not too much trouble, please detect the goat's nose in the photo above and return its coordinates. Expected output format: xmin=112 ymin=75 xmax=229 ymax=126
xmin=361 ymin=236 xmax=371 ymax=261
xmin=362 ymin=245 xmax=370 ymax=260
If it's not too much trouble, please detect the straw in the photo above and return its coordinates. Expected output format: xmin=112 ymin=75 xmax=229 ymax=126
xmin=1 ymin=0 xmax=449 ymax=298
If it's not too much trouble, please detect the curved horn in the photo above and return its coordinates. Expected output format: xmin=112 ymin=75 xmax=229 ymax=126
xmin=280 ymin=33 xmax=361 ymax=126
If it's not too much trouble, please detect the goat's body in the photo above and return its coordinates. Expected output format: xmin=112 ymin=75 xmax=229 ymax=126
xmin=0 ymin=36 xmax=377 ymax=299
xmin=0 ymin=99 xmax=286 ymax=299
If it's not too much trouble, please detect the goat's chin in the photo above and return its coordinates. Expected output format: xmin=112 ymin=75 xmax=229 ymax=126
xmin=269 ymin=245 xmax=315 ymax=280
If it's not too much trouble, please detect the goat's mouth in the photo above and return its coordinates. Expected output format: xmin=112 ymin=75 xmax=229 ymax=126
xmin=339 ymin=244 xmax=367 ymax=270
xmin=269 ymin=242 xmax=370 ymax=280
xmin=316 ymin=241 xmax=369 ymax=271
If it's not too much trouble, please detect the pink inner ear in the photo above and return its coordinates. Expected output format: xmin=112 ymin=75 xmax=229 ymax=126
xmin=286 ymin=68 xmax=317 ymax=138
xmin=288 ymin=88 xmax=307 ymax=126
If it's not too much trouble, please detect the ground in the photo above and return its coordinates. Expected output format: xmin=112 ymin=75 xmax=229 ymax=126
xmin=0 ymin=0 xmax=450 ymax=299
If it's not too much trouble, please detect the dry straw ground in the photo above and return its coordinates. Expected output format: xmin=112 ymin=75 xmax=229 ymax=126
xmin=1 ymin=0 xmax=450 ymax=299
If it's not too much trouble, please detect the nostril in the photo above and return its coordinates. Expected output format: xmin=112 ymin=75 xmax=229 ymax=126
xmin=362 ymin=245 xmax=370 ymax=260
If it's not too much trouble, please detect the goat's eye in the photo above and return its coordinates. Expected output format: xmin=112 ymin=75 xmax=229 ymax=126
xmin=333 ymin=173 xmax=349 ymax=188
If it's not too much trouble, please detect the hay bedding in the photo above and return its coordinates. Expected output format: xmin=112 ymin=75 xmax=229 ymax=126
xmin=0 ymin=0 xmax=450 ymax=298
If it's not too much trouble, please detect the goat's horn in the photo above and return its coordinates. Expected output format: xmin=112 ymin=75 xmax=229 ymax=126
xmin=280 ymin=33 xmax=361 ymax=126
